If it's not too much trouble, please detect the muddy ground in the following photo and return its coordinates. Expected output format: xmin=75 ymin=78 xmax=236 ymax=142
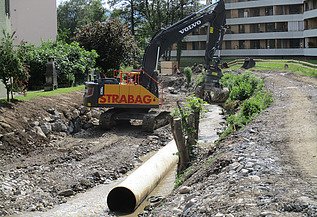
xmin=1 ymin=72 xmax=317 ymax=217
xmin=0 ymin=76 xmax=186 ymax=216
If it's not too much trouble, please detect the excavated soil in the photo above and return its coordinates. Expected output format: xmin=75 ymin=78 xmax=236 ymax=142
xmin=0 ymin=76 xmax=186 ymax=216
xmin=1 ymin=72 xmax=317 ymax=217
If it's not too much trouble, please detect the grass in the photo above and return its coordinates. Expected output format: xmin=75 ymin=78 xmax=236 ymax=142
xmin=254 ymin=61 xmax=317 ymax=77
xmin=307 ymin=59 xmax=317 ymax=65
xmin=225 ymin=59 xmax=317 ymax=77
xmin=15 ymin=85 xmax=85 ymax=101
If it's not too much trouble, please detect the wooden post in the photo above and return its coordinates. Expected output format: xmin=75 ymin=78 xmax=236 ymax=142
xmin=171 ymin=118 xmax=190 ymax=173
xmin=187 ymin=113 xmax=196 ymax=149
xmin=194 ymin=111 xmax=200 ymax=140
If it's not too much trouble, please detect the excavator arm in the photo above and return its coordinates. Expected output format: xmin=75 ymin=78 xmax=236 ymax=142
xmin=140 ymin=0 xmax=226 ymax=96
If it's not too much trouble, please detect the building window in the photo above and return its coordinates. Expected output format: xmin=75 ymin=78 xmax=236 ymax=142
xmin=265 ymin=23 xmax=275 ymax=32
xmin=239 ymin=25 xmax=245 ymax=33
xmin=239 ymin=40 xmax=245 ymax=49
xmin=265 ymin=6 xmax=273 ymax=16
xmin=226 ymin=10 xmax=231 ymax=19
xmin=238 ymin=9 xmax=244 ymax=18
xmin=250 ymin=40 xmax=260 ymax=49
xmin=267 ymin=39 xmax=275 ymax=49
xmin=225 ymin=41 xmax=231 ymax=49
xmin=290 ymin=39 xmax=300 ymax=48
xmin=289 ymin=5 xmax=302 ymax=14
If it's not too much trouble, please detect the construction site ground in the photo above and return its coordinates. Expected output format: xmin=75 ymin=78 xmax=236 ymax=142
xmin=0 ymin=72 xmax=316 ymax=216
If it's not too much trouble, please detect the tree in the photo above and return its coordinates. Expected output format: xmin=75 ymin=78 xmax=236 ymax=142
xmin=0 ymin=31 xmax=28 ymax=101
xmin=109 ymin=0 xmax=201 ymax=45
xmin=75 ymin=19 xmax=140 ymax=73
xmin=25 ymin=41 xmax=98 ymax=89
xmin=57 ymin=0 xmax=106 ymax=42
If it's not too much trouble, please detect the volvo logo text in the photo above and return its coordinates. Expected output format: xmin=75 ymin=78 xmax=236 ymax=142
xmin=179 ymin=20 xmax=202 ymax=34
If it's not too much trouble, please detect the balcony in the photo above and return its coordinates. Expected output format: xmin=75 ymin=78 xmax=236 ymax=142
xmin=170 ymin=48 xmax=310 ymax=57
xmin=303 ymin=9 xmax=317 ymax=19
xmin=304 ymin=48 xmax=317 ymax=56
xmin=226 ymin=0 xmax=303 ymax=10
xmin=227 ymin=14 xmax=303 ymax=25
xmin=303 ymin=29 xmax=317 ymax=38
xmin=224 ymin=31 xmax=304 ymax=40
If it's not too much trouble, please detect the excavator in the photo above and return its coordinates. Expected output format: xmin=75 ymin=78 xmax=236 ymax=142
xmin=83 ymin=0 xmax=226 ymax=131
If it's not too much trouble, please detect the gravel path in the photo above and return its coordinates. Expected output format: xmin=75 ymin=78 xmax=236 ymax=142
xmin=150 ymin=72 xmax=317 ymax=216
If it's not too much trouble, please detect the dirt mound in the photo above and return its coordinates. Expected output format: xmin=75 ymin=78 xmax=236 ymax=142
xmin=0 ymin=92 xmax=98 ymax=157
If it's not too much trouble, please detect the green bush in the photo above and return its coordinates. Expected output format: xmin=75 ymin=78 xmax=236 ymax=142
xmin=221 ymin=71 xmax=263 ymax=101
xmin=25 ymin=41 xmax=98 ymax=90
xmin=183 ymin=66 xmax=192 ymax=86
xmin=220 ymin=72 xmax=273 ymax=139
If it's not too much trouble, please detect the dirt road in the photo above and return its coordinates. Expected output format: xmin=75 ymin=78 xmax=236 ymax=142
xmin=151 ymin=72 xmax=317 ymax=216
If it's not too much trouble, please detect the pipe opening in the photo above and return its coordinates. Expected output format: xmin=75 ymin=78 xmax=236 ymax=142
xmin=107 ymin=187 xmax=137 ymax=213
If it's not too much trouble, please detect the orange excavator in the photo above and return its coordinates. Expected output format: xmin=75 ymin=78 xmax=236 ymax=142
xmin=83 ymin=0 xmax=226 ymax=131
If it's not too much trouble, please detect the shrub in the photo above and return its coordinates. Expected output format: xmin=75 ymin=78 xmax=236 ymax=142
xmin=220 ymin=72 xmax=273 ymax=139
xmin=221 ymin=71 xmax=263 ymax=101
xmin=183 ymin=66 xmax=192 ymax=87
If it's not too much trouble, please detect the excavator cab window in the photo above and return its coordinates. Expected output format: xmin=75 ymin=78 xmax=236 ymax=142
xmin=117 ymin=71 xmax=140 ymax=85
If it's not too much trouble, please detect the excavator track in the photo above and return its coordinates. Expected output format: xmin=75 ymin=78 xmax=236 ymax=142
xmin=99 ymin=109 xmax=170 ymax=132
xmin=142 ymin=111 xmax=171 ymax=132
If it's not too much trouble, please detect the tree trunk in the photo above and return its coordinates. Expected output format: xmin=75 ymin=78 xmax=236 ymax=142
xmin=130 ymin=0 xmax=135 ymax=35
xmin=6 ymin=88 xmax=10 ymax=102
xmin=171 ymin=118 xmax=190 ymax=173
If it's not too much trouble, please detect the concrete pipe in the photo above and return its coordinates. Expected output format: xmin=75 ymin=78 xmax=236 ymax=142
xmin=107 ymin=140 xmax=178 ymax=213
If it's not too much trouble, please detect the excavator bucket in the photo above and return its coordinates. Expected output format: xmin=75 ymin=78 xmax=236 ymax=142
xmin=241 ymin=58 xmax=256 ymax=69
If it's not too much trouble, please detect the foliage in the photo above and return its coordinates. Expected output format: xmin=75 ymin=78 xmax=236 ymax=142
xmin=220 ymin=72 xmax=273 ymax=139
xmin=194 ymin=73 xmax=205 ymax=88
xmin=109 ymin=0 xmax=201 ymax=50
xmin=75 ymin=19 xmax=140 ymax=73
xmin=183 ymin=66 xmax=192 ymax=87
xmin=221 ymin=71 xmax=264 ymax=101
xmin=25 ymin=41 xmax=98 ymax=89
xmin=57 ymin=0 xmax=106 ymax=42
xmin=172 ymin=96 xmax=206 ymax=119
xmin=0 ymin=31 xmax=29 ymax=101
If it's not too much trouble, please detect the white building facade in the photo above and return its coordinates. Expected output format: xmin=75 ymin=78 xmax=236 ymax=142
xmin=173 ymin=0 xmax=317 ymax=58
xmin=0 ymin=0 xmax=57 ymax=45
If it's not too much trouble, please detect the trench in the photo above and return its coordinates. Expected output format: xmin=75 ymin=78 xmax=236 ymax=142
xmin=12 ymin=104 xmax=224 ymax=217
xmin=109 ymin=104 xmax=225 ymax=216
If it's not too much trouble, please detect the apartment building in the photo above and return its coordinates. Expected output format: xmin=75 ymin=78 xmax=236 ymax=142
xmin=173 ymin=0 xmax=317 ymax=58
xmin=0 ymin=0 xmax=57 ymax=45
